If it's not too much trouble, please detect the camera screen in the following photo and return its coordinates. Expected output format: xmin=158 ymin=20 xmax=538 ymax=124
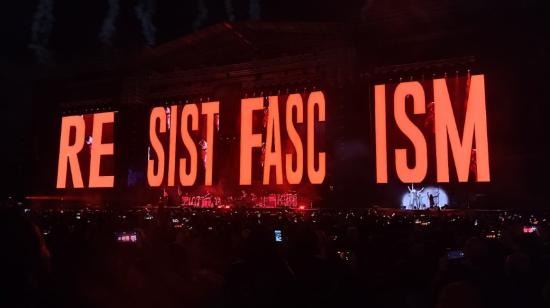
xmin=115 ymin=231 xmax=138 ymax=243
xmin=447 ymin=250 xmax=464 ymax=260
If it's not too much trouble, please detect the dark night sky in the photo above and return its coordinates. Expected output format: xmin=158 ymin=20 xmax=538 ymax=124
xmin=0 ymin=0 xmax=369 ymax=65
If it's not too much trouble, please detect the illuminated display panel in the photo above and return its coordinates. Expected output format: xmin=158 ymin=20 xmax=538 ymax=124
xmin=56 ymin=112 xmax=115 ymax=189
xmin=145 ymin=92 xmax=327 ymax=190
xmin=374 ymin=74 xmax=490 ymax=184
xmin=146 ymin=103 xmax=219 ymax=188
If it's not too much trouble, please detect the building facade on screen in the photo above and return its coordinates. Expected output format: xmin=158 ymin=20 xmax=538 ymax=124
xmin=32 ymin=2 xmax=538 ymax=208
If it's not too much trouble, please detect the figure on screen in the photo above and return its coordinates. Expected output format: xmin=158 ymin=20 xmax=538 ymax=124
xmin=85 ymin=135 xmax=93 ymax=153
xmin=260 ymin=142 xmax=266 ymax=167
xmin=424 ymin=101 xmax=435 ymax=134
xmin=408 ymin=184 xmax=424 ymax=209
xmin=165 ymin=107 xmax=171 ymax=129
xmin=428 ymin=189 xmax=440 ymax=208
xmin=469 ymin=149 xmax=478 ymax=180
xmin=85 ymin=135 xmax=93 ymax=145
xmin=199 ymin=139 xmax=208 ymax=167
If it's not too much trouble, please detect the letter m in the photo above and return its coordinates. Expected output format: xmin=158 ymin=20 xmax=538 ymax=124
xmin=434 ymin=74 xmax=490 ymax=182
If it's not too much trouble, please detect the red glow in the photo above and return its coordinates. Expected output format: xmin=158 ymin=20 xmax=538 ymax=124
xmin=375 ymin=75 xmax=490 ymax=183
xmin=57 ymin=112 xmax=115 ymax=189
xmin=147 ymin=103 xmax=219 ymax=187
xmin=434 ymin=75 xmax=490 ymax=182
xmin=393 ymin=81 xmax=428 ymax=183
xmin=239 ymin=93 xmax=326 ymax=185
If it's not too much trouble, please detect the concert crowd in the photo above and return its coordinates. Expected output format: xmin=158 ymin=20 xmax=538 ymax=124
xmin=2 ymin=201 xmax=550 ymax=308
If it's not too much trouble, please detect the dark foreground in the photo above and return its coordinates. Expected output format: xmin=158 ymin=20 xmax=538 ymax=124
xmin=2 ymin=204 xmax=550 ymax=308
